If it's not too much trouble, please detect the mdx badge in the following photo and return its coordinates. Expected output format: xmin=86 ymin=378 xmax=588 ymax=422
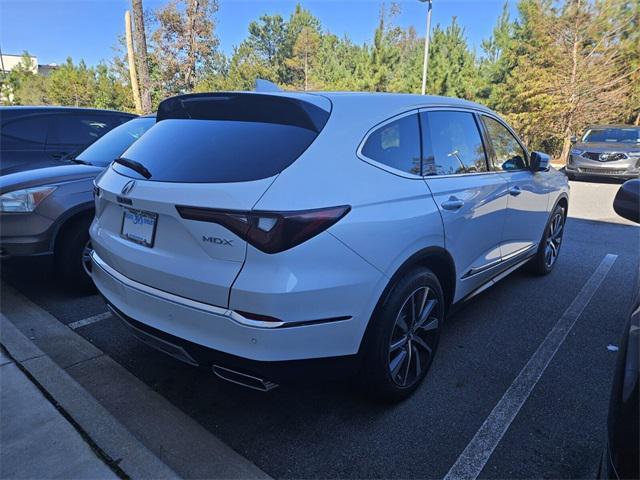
xmin=203 ymin=236 xmax=233 ymax=246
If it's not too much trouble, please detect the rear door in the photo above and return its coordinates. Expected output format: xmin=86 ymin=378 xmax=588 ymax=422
xmin=92 ymin=93 xmax=331 ymax=308
xmin=46 ymin=113 xmax=124 ymax=160
xmin=479 ymin=114 xmax=550 ymax=258
xmin=421 ymin=109 xmax=509 ymax=301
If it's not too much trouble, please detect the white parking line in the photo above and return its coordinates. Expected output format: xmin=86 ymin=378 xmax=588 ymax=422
xmin=444 ymin=253 xmax=618 ymax=480
xmin=67 ymin=312 xmax=112 ymax=330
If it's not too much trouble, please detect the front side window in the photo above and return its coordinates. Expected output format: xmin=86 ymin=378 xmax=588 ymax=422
xmin=361 ymin=114 xmax=421 ymax=175
xmin=421 ymin=111 xmax=487 ymax=176
xmin=482 ymin=116 xmax=527 ymax=171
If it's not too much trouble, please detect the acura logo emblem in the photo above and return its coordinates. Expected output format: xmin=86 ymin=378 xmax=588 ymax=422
xmin=121 ymin=180 xmax=136 ymax=195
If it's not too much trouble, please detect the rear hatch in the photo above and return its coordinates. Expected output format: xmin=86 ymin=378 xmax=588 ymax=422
xmin=92 ymin=92 xmax=331 ymax=307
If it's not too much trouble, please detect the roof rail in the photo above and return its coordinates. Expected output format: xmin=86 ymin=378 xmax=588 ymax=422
xmin=254 ymin=79 xmax=281 ymax=92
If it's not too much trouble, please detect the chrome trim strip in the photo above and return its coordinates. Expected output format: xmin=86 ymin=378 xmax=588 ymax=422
xmin=462 ymin=244 xmax=537 ymax=279
xmin=462 ymin=258 xmax=502 ymax=278
xmin=212 ymin=365 xmax=279 ymax=392
xmin=502 ymin=243 xmax=537 ymax=262
xmin=91 ymin=251 xmax=285 ymax=329
xmin=92 ymin=251 xmax=351 ymax=330
xmin=464 ymin=256 xmax=534 ymax=302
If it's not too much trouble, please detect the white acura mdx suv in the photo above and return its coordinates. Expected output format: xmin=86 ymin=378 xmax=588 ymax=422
xmin=90 ymin=91 xmax=569 ymax=401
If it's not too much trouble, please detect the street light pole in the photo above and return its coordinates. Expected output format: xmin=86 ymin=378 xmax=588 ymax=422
xmin=420 ymin=0 xmax=433 ymax=95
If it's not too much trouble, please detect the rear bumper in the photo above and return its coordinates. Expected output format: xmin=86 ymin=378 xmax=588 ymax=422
xmin=91 ymin=251 xmax=372 ymax=364
xmin=106 ymin=301 xmax=360 ymax=384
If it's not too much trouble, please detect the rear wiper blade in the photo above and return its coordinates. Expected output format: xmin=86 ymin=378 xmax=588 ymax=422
xmin=113 ymin=157 xmax=152 ymax=179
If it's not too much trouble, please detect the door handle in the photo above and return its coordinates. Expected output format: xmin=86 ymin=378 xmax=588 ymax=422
xmin=508 ymin=185 xmax=522 ymax=196
xmin=441 ymin=196 xmax=464 ymax=211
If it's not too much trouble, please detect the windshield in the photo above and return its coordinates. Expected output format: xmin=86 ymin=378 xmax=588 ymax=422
xmin=582 ymin=127 xmax=640 ymax=144
xmin=76 ymin=116 xmax=155 ymax=166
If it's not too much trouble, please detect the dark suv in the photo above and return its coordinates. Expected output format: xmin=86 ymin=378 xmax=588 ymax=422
xmin=1 ymin=106 xmax=136 ymax=175
xmin=567 ymin=125 xmax=640 ymax=180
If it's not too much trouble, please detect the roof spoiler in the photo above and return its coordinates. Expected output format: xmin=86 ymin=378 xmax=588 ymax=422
xmin=254 ymin=79 xmax=281 ymax=92
xmin=156 ymin=92 xmax=330 ymax=132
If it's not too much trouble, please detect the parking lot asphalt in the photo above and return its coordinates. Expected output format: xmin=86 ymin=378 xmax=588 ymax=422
xmin=1 ymin=178 xmax=639 ymax=479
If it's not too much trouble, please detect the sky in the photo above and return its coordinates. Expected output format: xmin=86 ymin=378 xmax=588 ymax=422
xmin=0 ymin=0 xmax=517 ymax=67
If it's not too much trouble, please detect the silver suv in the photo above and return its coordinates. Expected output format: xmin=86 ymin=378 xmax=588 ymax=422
xmin=567 ymin=125 xmax=640 ymax=180
xmin=90 ymin=91 xmax=570 ymax=400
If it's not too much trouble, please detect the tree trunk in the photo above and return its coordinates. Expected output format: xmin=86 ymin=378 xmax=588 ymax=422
xmin=304 ymin=40 xmax=308 ymax=91
xmin=184 ymin=0 xmax=200 ymax=91
xmin=131 ymin=0 xmax=151 ymax=113
xmin=125 ymin=10 xmax=143 ymax=114
xmin=560 ymin=0 xmax=581 ymax=165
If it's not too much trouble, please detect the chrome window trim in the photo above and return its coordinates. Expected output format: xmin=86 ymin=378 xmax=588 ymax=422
xmin=356 ymin=104 xmax=526 ymax=180
xmin=418 ymin=106 xmax=494 ymax=177
xmin=476 ymin=112 xmax=531 ymax=172
xmin=356 ymin=109 xmax=425 ymax=180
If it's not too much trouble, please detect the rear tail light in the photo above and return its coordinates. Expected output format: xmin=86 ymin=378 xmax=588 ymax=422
xmin=176 ymin=205 xmax=351 ymax=254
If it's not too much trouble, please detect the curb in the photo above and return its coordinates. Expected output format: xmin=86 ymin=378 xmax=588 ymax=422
xmin=0 ymin=282 xmax=271 ymax=479
xmin=1 ymin=314 xmax=178 ymax=479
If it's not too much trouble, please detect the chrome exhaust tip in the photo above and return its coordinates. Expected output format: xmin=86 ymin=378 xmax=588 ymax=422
xmin=212 ymin=365 xmax=278 ymax=392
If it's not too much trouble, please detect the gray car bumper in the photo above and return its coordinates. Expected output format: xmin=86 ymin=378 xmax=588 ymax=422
xmin=567 ymin=155 xmax=640 ymax=179
xmin=0 ymin=212 xmax=55 ymax=257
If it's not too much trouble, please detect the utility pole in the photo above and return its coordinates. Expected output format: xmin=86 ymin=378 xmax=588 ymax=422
xmin=131 ymin=0 xmax=152 ymax=113
xmin=125 ymin=10 xmax=143 ymax=114
xmin=420 ymin=0 xmax=433 ymax=95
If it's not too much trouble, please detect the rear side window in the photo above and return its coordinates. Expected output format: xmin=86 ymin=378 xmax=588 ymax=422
xmin=481 ymin=115 xmax=527 ymax=171
xmin=114 ymin=93 xmax=330 ymax=183
xmin=47 ymin=114 xmax=122 ymax=147
xmin=1 ymin=115 xmax=48 ymax=148
xmin=361 ymin=114 xmax=421 ymax=175
xmin=421 ymin=111 xmax=487 ymax=175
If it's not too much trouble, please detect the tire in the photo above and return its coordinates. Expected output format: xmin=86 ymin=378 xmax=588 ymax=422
xmin=361 ymin=267 xmax=445 ymax=402
xmin=528 ymin=203 xmax=566 ymax=276
xmin=55 ymin=215 xmax=95 ymax=292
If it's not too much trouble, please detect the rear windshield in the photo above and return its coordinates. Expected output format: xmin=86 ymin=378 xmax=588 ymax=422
xmin=113 ymin=93 xmax=330 ymax=183
xmin=76 ymin=116 xmax=155 ymax=167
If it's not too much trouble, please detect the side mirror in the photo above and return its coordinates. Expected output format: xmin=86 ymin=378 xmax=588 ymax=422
xmin=613 ymin=179 xmax=640 ymax=223
xmin=530 ymin=151 xmax=550 ymax=172
xmin=570 ymin=135 xmax=578 ymax=144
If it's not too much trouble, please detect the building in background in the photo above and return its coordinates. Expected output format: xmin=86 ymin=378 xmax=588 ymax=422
xmin=0 ymin=52 xmax=58 ymax=103
xmin=0 ymin=53 xmax=58 ymax=76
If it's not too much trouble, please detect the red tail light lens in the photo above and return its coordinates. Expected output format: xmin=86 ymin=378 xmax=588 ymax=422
xmin=176 ymin=205 xmax=351 ymax=254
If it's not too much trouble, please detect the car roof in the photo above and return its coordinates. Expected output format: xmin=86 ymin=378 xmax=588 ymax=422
xmin=314 ymin=91 xmax=489 ymax=110
xmin=584 ymin=124 xmax=640 ymax=129
xmin=0 ymin=105 xmax=137 ymax=116
xmin=214 ymin=90 xmax=496 ymax=132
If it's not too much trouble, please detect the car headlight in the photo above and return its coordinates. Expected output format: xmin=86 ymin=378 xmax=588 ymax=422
xmin=0 ymin=186 xmax=57 ymax=212
xmin=570 ymin=148 xmax=584 ymax=156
